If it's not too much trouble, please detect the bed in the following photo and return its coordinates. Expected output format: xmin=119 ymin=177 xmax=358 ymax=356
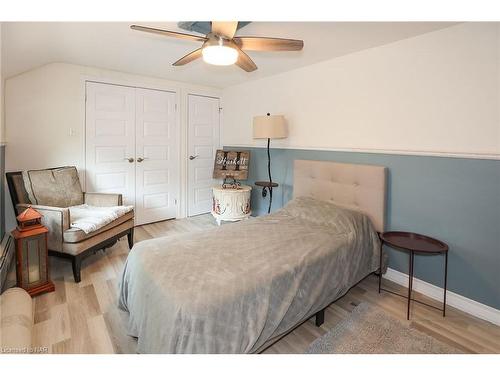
xmin=118 ymin=160 xmax=387 ymax=353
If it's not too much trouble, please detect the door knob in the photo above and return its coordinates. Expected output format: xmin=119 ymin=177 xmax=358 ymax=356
xmin=189 ymin=155 xmax=199 ymax=160
xmin=137 ymin=157 xmax=148 ymax=163
xmin=124 ymin=157 xmax=134 ymax=163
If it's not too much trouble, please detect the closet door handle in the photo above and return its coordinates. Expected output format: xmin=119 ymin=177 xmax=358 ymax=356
xmin=137 ymin=157 xmax=148 ymax=163
xmin=189 ymin=155 xmax=199 ymax=160
xmin=124 ymin=157 xmax=134 ymax=163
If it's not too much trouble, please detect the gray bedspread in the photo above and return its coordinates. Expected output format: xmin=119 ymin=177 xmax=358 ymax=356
xmin=118 ymin=197 xmax=383 ymax=353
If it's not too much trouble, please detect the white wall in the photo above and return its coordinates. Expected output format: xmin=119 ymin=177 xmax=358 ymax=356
xmin=1 ymin=22 xmax=4 ymax=239
xmin=0 ymin=22 xmax=4 ymax=144
xmin=222 ymin=23 xmax=500 ymax=159
xmin=4 ymin=62 xmax=221 ymax=228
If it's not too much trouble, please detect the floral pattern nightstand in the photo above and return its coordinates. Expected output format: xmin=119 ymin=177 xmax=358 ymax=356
xmin=211 ymin=185 xmax=252 ymax=225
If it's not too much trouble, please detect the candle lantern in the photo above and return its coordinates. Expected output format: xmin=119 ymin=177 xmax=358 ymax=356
xmin=11 ymin=206 xmax=55 ymax=296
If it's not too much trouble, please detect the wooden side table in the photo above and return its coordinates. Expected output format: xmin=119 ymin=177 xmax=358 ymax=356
xmin=379 ymin=231 xmax=449 ymax=320
xmin=211 ymin=185 xmax=252 ymax=225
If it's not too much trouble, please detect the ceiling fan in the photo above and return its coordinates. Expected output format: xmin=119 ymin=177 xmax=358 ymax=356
xmin=130 ymin=21 xmax=304 ymax=72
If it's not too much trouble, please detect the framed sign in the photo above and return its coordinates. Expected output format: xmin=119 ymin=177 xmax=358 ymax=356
xmin=213 ymin=150 xmax=250 ymax=180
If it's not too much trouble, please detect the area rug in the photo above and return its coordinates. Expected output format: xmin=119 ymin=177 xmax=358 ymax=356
xmin=306 ymin=302 xmax=461 ymax=354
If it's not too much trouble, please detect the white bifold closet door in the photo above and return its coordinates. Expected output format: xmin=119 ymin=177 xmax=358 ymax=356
xmin=85 ymin=83 xmax=136 ymax=206
xmin=85 ymin=82 xmax=179 ymax=226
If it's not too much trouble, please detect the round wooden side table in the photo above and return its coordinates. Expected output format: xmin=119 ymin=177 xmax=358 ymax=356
xmin=211 ymin=185 xmax=252 ymax=225
xmin=379 ymin=231 xmax=449 ymax=320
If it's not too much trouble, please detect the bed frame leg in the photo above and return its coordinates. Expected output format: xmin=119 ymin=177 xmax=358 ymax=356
xmin=315 ymin=308 xmax=325 ymax=327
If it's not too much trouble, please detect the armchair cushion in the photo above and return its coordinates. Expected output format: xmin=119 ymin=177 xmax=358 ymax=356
xmin=17 ymin=204 xmax=70 ymax=252
xmin=84 ymin=192 xmax=122 ymax=207
xmin=62 ymin=219 xmax=134 ymax=256
xmin=63 ymin=210 xmax=134 ymax=243
xmin=22 ymin=166 xmax=83 ymax=207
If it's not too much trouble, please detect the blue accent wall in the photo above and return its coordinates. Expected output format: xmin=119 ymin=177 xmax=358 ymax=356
xmin=225 ymin=146 xmax=500 ymax=309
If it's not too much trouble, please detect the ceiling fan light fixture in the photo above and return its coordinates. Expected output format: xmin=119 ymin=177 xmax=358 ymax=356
xmin=202 ymin=45 xmax=238 ymax=66
xmin=131 ymin=22 xmax=304 ymax=72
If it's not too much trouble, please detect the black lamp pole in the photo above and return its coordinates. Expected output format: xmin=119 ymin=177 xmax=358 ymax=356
xmin=255 ymin=112 xmax=280 ymax=214
xmin=266 ymin=137 xmax=273 ymax=214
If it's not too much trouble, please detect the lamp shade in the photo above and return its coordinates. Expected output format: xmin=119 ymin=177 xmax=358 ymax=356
xmin=253 ymin=115 xmax=288 ymax=139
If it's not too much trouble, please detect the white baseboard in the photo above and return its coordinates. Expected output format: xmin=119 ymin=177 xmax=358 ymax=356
xmin=383 ymin=267 xmax=500 ymax=326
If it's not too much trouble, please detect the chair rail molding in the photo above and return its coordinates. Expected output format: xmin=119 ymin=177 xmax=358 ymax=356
xmin=224 ymin=143 xmax=500 ymax=161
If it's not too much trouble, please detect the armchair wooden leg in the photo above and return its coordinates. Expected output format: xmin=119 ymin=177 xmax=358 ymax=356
xmin=49 ymin=228 xmax=133 ymax=284
xmin=127 ymin=228 xmax=134 ymax=249
xmin=72 ymin=256 xmax=82 ymax=283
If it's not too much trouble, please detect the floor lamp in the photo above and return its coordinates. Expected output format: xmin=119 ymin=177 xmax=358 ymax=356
xmin=253 ymin=113 xmax=288 ymax=214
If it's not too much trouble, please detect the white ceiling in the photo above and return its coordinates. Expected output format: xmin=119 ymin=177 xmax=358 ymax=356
xmin=2 ymin=22 xmax=458 ymax=88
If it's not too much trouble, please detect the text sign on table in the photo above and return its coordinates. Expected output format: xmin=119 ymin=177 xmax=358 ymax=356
xmin=213 ymin=150 xmax=250 ymax=180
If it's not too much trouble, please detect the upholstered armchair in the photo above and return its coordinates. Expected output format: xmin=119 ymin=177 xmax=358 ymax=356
xmin=6 ymin=166 xmax=134 ymax=283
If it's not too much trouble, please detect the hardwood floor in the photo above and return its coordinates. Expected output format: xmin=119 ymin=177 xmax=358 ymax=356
xmin=32 ymin=215 xmax=500 ymax=354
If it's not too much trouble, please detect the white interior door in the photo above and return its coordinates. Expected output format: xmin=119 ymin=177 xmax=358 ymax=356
xmin=187 ymin=95 xmax=220 ymax=216
xmin=135 ymin=88 xmax=179 ymax=225
xmin=85 ymin=82 xmax=136 ymax=206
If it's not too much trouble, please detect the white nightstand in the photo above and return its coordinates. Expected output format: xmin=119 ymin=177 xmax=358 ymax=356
xmin=211 ymin=185 xmax=252 ymax=225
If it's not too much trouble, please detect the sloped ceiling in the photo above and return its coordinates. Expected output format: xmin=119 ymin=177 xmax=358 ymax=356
xmin=1 ymin=22 xmax=457 ymax=88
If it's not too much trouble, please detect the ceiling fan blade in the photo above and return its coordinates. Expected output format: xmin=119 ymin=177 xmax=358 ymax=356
xmin=131 ymin=25 xmax=207 ymax=43
xmin=233 ymin=37 xmax=304 ymax=51
xmin=232 ymin=45 xmax=257 ymax=72
xmin=211 ymin=21 xmax=238 ymax=39
xmin=173 ymin=48 xmax=203 ymax=66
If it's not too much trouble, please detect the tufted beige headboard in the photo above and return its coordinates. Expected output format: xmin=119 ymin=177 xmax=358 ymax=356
xmin=293 ymin=160 xmax=387 ymax=232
